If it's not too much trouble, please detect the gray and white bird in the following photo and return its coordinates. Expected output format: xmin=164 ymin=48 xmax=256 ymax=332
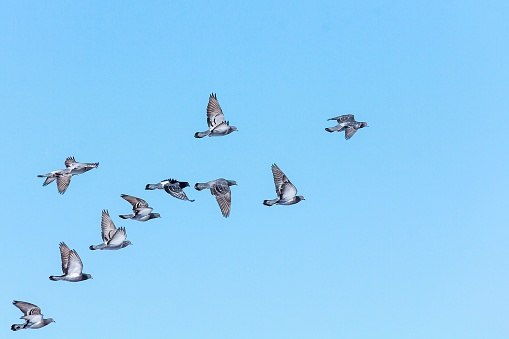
xmin=195 ymin=178 xmax=237 ymax=217
xmin=49 ymin=242 xmax=92 ymax=282
xmin=11 ymin=301 xmax=55 ymax=331
xmin=90 ymin=210 xmax=132 ymax=250
xmin=194 ymin=93 xmax=238 ymax=138
xmin=263 ymin=164 xmax=305 ymax=206
xmin=146 ymin=179 xmax=195 ymax=202
xmin=119 ymin=194 xmax=161 ymax=221
xmin=37 ymin=156 xmax=99 ymax=194
xmin=325 ymin=114 xmax=368 ymax=140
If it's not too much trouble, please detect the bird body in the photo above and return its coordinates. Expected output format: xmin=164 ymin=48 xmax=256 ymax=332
xmin=325 ymin=114 xmax=368 ymax=140
xmin=119 ymin=194 xmax=161 ymax=221
xmin=49 ymin=242 xmax=92 ymax=282
xmin=195 ymin=93 xmax=238 ymax=138
xmin=194 ymin=178 xmax=237 ymax=217
xmin=90 ymin=210 xmax=132 ymax=250
xmin=263 ymin=164 xmax=305 ymax=206
xmin=11 ymin=301 xmax=54 ymax=331
xmin=145 ymin=179 xmax=195 ymax=202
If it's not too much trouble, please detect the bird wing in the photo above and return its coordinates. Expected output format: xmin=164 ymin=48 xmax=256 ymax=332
xmin=280 ymin=181 xmax=298 ymax=200
xmin=108 ymin=227 xmax=127 ymax=246
xmin=64 ymin=156 xmax=76 ymax=168
xmin=66 ymin=250 xmax=84 ymax=276
xmin=101 ymin=210 xmax=117 ymax=244
xmin=328 ymin=114 xmax=355 ymax=123
xmin=345 ymin=127 xmax=358 ymax=140
xmin=270 ymin=164 xmax=292 ymax=196
xmin=56 ymin=174 xmax=71 ymax=194
xmin=206 ymin=93 xmax=225 ymax=130
xmin=164 ymin=184 xmax=191 ymax=201
xmin=121 ymin=194 xmax=149 ymax=208
xmin=13 ymin=301 xmax=41 ymax=316
xmin=59 ymin=242 xmax=71 ymax=274
xmin=211 ymin=183 xmax=232 ymax=217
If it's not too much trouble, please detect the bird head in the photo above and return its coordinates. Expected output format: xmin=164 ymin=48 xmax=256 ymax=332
xmin=83 ymin=274 xmax=93 ymax=280
xmin=360 ymin=122 xmax=368 ymax=128
xmin=228 ymin=180 xmax=238 ymax=186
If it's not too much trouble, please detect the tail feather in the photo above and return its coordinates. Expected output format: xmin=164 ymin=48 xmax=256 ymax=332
xmin=119 ymin=214 xmax=131 ymax=219
xmin=263 ymin=199 xmax=278 ymax=206
xmin=11 ymin=323 xmax=28 ymax=331
xmin=194 ymin=131 xmax=210 ymax=138
xmin=145 ymin=184 xmax=158 ymax=190
xmin=194 ymin=183 xmax=208 ymax=191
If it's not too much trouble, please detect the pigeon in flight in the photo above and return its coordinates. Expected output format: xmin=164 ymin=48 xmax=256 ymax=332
xmin=325 ymin=114 xmax=368 ymax=140
xmin=119 ymin=194 xmax=161 ymax=221
xmin=90 ymin=210 xmax=132 ymax=250
xmin=49 ymin=242 xmax=92 ymax=282
xmin=195 ymin=178 xmax=237 ymax=217
xmin=11 ymin=301 xmax=55 ymax=331
xmin=145 ymin=179 xmax=195 ymax=202
xmin=37 ymin=156 xmax=99 ymax=194
xmin=194 ymin=93 xmax=238 ymax=138
xmin=263 ymin=164 xmax=305 ymax=206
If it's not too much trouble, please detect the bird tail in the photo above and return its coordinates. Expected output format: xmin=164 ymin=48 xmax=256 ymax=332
xmin=145 ymin=184 xmax=158 ymax=190
xmin=325 ymin=125 xmax=342 ymax=133
xmin=89 ymin=245 xmax=97 ymax=250
xmin=49 ymin=275 xmax=63 ymax=281
xmin=11 ymin=323 xmax=28 ymax=331
xmin=263 ymin=199 xmax=278 ymax=206
xmin=194 ymin=131 xmax=210 ymax=138
xmin=119 ymin=214 xmax=132 ymax=219
xmin=194 ymin=183 xmax=208 ymax=191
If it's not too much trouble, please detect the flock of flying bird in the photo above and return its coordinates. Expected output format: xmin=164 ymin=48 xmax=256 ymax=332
xmin=10 ymin=93 xmax=369 ymax=331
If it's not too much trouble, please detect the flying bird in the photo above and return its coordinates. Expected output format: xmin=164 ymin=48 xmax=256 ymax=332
xmin=145 ymin=179 xmax=195 ymax=202
xmin=325 ymin=114 xmax=368 ymax=140
xmin=119 ymin=194 xmax=161 ymax=221
xmin=194 ymin=93 xmax=238 ymax=138
xmin=90 ymin=210 xmax=132 ymax=250
xmin=195 ymin=178 xmax=237 ymax=217
xmin=11 ymin=301 xmax=55 ymax=331
xmin=37 ymin=156 xmax=99 ymax=194
xmin=49 ymin=242 xmax=92 ymax=282
xmin=263 ymin=164 xmax=305 ymax=206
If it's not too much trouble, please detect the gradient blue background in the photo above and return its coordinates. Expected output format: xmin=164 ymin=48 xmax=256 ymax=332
xmin=1 ymin=1 xmax=508 ymax=338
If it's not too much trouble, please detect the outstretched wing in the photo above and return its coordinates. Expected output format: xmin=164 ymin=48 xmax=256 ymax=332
xmin=66 ymin=250 xmax=84 ymax=277
xmin=211 ymin=183 xmax=232 ymax=217
xmin=164 ymin=183 xmax=192 ymax=201
xmin=101 ymin=210 xmax=117 ymax=244
xmin=56 ymin=174 xmax=71 ymax=194
xmin=328 ymin=114 xmax=355 ymax=123
xmin=345 ymin=127 xmax=358 ymax=140
xmin=270 ymin=164 xmax=292 ymax=196
xmin=121 ymin=194 xmax=149 ymax=208
xmin=206 ymin=93 xmax=225 ymax=130
xmin=59 ymin=242 xmax=71 ymax=274
xmin=13 ymin=301 xmax=41 ymax=316
xmin=64 ymin=156 xmax=76 ymax=168
xmin=108 ymin=227 xmax=127 ymax=246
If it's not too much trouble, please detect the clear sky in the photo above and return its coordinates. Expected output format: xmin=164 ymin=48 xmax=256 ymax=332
xmin=1 ymin=1 xmax=508 ymax=338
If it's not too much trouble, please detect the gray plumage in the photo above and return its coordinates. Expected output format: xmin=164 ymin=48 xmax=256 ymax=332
xmin=119 ymin=194 xmax=161 ymax=221
xmin=145 ymin=179 xmax=195 ymax=202
xmin=194 ymin=178 xmax=237 ymax=217
xmin=194 ymin=93 xmax=238 ymax=138
xmin=37 ymin=156 xmax=98 ymax=194
xmin=90 ymin=210 xmax=132 ymax=250
xmin=325 ymin=114 xmax=368 ymax=140
xmin=11 ymin=301 xmax=54 ymax=331
xmin=49 ymin=242 xmax=92 ymax=282
xmin=263 ymin=164 xmax=305 ymax=206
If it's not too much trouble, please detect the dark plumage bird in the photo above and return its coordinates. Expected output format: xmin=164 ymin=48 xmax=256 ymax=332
xmin=49 ymin=242 xmax=92 ymax=282
xmin=263 ymin=164 xmax=305 ymax=206
xmin=325 ymin=114 xmax=368 ymax=140
xmin=11 ymin=301 xmax=54 ymax=331
xmin=90 ymin=210 xmax=132 ymax=250
xmin=37 ymin=156 xmax=99 ymax=194
xmin=145 ymin=179 xmax=195 ymax=202
xmin=194 ymin=93 xmax=238 ymax=138
xmin=195 ymin=178 xmax=237 ymax=217
xmin=119 ymin=194 xmax=161 ymax=221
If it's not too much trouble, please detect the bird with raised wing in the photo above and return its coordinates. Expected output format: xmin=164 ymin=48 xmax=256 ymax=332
xmin=325 ymin=114 xmax=368 ymax=140
xmin=119 ymin=194 xmax=161 ymax=221
xmin=11 ymin=301 xmax=55 ymax=331
xmin=263 ymin=164 xmax=305 ymax=206
xmin=37 ymin=156 xmax=99 ymax=194
xmin=194 ymin=93 xmax=238 ymax=138
xmin=90 ymin=210 xmax=132 ymax=250
xmin=195 ymin=178 xmax=237 ymax=217
xmin=146 ymin=179 xmax=195 ymax=202
xmin=49 ymin=242 xmax=92 ymax=282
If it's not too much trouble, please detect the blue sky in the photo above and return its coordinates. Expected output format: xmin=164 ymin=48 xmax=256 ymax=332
xmin=1 ymin=1 xmax=508 ymax=338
